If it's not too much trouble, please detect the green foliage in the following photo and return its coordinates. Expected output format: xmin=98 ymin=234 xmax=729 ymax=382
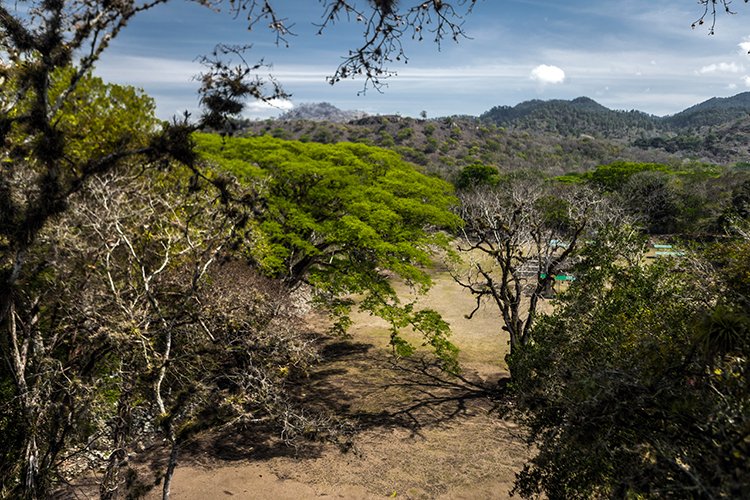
xmin=633 ymin=134 xmax=704 ymax=153
xmin=584 ymin=161 xmax=670 ymax=191
xmin=455 ymin=162 xmax=501 ymax=189
xmin=534 ymin=194 xmax=574 ymax=232
xmin=270 ymin=127 xmax=289 ymax=139
xmin=394 ymin=146 xmax=428 ymax=165
xmin=411 ymin=309 xmax=460 ymax=373
xmin=49 ymin=68 xmax=159 ymax=163
xmin=618 ymin=170 xmax=680 ymax=234
xmin=731 ymin=180 xmax=750 ymax=219
xmin=423 ymin=136 xmax=438 ymax=153
xmin=365 ymin=298 xmax=459 ymax=372
xmin=195 ymin=133 xmax=462 ymax=364
xmin=553 ymin=172 xmax=586 ymax=184
xmin=312 ymin=127 xmax=335 ymax=144
xmin=480 ymin=97 xmax=657 ymax=138
xmin=510 ymin=229 xmax=750 ymax=499
xmin=396 ymin=127 xmax=414 ymax=142
xmin=378 ymin=130 xmax=396 ymax=147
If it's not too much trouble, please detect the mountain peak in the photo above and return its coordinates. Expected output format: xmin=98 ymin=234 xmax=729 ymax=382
xmin=664 ymin=92 xmax=750 ymax=128
xmin=480 ymin=96 xmax=653 ymax=137
xmin=570 ymin=96 xmax=606 ymax=110
xmin=278 ymin=102 xmax=368 ymax=122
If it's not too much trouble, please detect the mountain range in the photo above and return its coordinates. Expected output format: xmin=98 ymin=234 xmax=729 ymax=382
xmin=278 ymin=102 xmax=368 ymax=122
xmin=243 ymin=93 xmax=750 ymax=178
xmin=278 ymin=93 xmax=750 ymax=135
xmin=479 ymin=92 xmax=750 ymax=136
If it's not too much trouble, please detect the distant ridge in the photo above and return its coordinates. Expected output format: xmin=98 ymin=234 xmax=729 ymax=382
xmin=479 ymin=93 xmax=750 ymax=137
xmin=278 ymin=102 xmax=368 ymax=122
xmin=663 ymin=92 xmax=750 ymax=128
xmin=480 ymin=96 xmax=657 ymax=137
xmin=240 ymin=92 xmax=750 ymax=165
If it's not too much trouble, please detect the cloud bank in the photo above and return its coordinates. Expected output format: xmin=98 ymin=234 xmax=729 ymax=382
xmin=245 ymin=98 xmax=295 ymax=114
xmin=698 ymin=62 xmax=743 ymax=74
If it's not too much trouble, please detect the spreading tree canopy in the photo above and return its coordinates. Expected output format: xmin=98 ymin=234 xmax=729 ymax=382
xmin=196 ymin=133 xmax=462 ymax=365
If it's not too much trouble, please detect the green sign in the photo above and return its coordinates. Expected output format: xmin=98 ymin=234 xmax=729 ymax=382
xmin=555 ymin=274 xmax=576 ymax=281
xmin=540 ymin=273 xmax=576 ymax=281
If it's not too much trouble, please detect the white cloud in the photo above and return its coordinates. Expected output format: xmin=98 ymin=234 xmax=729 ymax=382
xmin=728 ymin=83 xmax=738 ymax=90
xmin=740 ymin=41 xmax=750 ymax=54
xmin=698 ymin=62 xmax=744 ymax=74
xmin=529 ymin=64 xmax=566 ymax=84
xmin=745 ymin=76 xmax=750 ymax=88
xmin=244 ymin=98 xmax=294 ymax=114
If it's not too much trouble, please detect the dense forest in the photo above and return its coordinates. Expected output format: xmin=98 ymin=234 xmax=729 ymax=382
xmin=2 ymin=1 xmax=749 ymax=499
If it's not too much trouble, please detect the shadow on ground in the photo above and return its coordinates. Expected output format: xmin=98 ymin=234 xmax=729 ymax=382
xmin=184 ymin=336 xmax=511 ymax=465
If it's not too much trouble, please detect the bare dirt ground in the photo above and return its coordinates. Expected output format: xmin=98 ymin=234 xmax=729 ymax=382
xmin=147 ymin=271 xmax=531 ymax=500
xmin=65 ymin=270 xmax=534 ymax=499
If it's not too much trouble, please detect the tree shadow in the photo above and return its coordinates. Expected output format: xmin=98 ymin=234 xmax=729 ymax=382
xmin=175 ymin=337 xmax=510 ymax=467
xmin=289 ymin=338 xmax=509 ymax=436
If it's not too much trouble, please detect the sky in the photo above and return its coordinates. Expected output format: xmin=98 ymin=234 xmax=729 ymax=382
xmin=92 ymin=0 xmax=750 ymax=120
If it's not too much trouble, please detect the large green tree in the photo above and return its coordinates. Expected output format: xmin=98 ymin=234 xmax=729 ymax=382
xmin=196 ymin=133 xmax=462 ymax=366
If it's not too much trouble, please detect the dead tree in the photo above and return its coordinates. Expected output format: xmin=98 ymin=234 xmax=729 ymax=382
xmin=455 ymin=179 xmax=615 ymax=360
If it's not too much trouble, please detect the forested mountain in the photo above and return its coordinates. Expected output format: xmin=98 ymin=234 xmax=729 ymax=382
xmin=479 ymin=97 xmax=658 ymax=138
xmin=241 ymin=114 xmax=684 ymax=181
xmin=246 ymin=92 xmax=750 ymax=171
xmin=478 ymin=93 xmax=750 ymax=142
xmin=633 ymin=115 xmax=750 ymax=164
xmin=664 ymin=92 xmax=750 ymax=128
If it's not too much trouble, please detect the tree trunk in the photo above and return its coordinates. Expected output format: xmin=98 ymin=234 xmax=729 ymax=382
xmin=22 ymin=434 xmax=40 ymax=500
xmin=162 ymin=434 xmax=178 ymax=500
xmin=100 ymin=388 xmax=133 ymax=500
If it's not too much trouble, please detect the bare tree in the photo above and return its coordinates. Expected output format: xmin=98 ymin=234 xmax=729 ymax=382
xmin=2 ymin=163 xmax=344 ymax=498
xmin=693 ymin=0 xmax=748 ymax=34
xmin=454 ymin=179 xmax=620 ymax=362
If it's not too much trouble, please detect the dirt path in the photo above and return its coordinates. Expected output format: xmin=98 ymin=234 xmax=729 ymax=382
xmin=145 ymin=272 xmax=531 ymax=499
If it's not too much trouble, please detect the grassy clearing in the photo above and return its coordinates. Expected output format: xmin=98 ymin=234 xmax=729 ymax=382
xmin=349 ymin=270 xmax=510 ymax=378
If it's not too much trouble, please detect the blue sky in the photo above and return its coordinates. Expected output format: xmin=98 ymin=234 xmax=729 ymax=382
xmin=93 ymin=0 xmax=750 ymax=120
